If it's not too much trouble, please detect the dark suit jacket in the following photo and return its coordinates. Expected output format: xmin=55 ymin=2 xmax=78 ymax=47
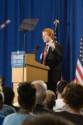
xmin=45 ymin=42 xmax=63 ymax=70
xmin=42 ymin=42 xmax=63 ymax=91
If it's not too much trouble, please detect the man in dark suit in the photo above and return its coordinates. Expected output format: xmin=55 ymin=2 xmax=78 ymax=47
xmin=41 ymin=28 xmax=63 ymax=92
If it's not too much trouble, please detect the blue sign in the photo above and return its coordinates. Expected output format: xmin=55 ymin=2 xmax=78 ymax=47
xmin=11 ymin=51 xmax=25 ymax=67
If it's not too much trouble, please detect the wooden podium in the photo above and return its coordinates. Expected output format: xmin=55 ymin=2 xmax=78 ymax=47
xmin=12 ymin=53 xmax=49 ymax=83
xmin=12 ymin=53 xmax=49 ymax=103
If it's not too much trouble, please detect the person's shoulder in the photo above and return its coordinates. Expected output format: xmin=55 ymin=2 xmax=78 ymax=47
xmin=0 ymin=115 xmax=4 ymax=125
xmin=4 ymin=112 xmax=16 ymax=118
xmin=3 ymin=104 xmax=16 ymax=112
xmin=55 ymin=41 xmax=63 ymax=48
xmin=55 ymin=42 xmax=63 ymax=54
xmin=2 ymin=113 xmax=25 ymax=125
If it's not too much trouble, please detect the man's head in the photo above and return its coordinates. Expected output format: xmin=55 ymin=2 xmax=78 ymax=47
xmin=42 ymin=28 xmax=54 ymax=43
xmin=23 ymin=113 xmax=75 ymax=125
xmin=2 ymin=87 xmax=15 ymax=105
xmin=17 ymin=82 xmax=36 ymax=110
xmin=56 ymin=80 xmax=68 ymax=94
xmin=62 ymin=82 xmax=83 ymax=111
xmin=0 ymin=92 xmax=4 ymax=108
xmin=31 ymin=80 xmax=47 ymax=104
xmin=43 ymin=90 xmax=56 ymax=110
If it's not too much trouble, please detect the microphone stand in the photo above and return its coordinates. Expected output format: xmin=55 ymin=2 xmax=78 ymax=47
xmin=19 ymin=18 xmax=39 ymax=82
xmin=22 ymin=32 xmax=26 ymax=82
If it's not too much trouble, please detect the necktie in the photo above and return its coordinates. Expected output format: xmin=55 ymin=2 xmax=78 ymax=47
xmin=42 ymin=45 xmax=48 ymax=65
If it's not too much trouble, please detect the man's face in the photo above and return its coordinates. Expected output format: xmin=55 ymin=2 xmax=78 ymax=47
xmin=42 ymin=31 xmax=50 ymax=43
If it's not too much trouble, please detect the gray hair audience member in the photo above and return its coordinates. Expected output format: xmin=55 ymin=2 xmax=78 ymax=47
xmin=31 ymin=80 xmax=50 ymax=114
xmin=31 ymin=80 xmax=47 ymax=104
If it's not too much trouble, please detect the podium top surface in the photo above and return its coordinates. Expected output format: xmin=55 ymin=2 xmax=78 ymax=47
xmin=25 ymin=53 xmax=49 ymax=70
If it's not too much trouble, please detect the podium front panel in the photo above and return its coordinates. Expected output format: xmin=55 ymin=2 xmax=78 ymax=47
xmin=12 ymin=66 xmax=48 ymax=83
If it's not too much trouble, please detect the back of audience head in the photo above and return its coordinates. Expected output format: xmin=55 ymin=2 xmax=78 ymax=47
xmin=56 ymin=80 xmax=68 ymax=93
xmin=0 ymin=92 xmax=4 ymax=109
xmin=62 ymin=82 xmax=83 ymax=111
xmin=17 ymin=82 xmax=36 ymax=111
xmin=22 ymin=113 xmax=75 ymax=125
xmin=2 ymin=86 xmax=14 ymax=105
xmin=56 ymin=80 xmax=68 ymax=98
xmin=31 ymin=80 xmax=47 ymax=104
xmin=43 ymin=90 xmax=56 ymax=110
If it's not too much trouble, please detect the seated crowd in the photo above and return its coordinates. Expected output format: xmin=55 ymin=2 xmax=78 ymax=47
xmin=0 ymin=80 xmax=82 ymax=125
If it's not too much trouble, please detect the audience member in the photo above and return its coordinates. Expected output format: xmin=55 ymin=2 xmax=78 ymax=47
xmin=0 ymin=114 xmax=4 ymax=125
xmin=3 ymin=82 xmax=36 ymax=125
xmin=0 ymin=92 xmax=15 ymax=116
xmin=2 ymin=87 xmax=19 ymax=111
xmin=54 ymin=82 xmax=83 ymax=125
xmin=22 ymin=113 xmax=75 ymax=125
xmin=43 ymin=90 xmax=56 ymax=111
xmin=31 ymin=80 xmax=50 ymax=114
xmin=53 ymin=80 xmax=68 ymax=112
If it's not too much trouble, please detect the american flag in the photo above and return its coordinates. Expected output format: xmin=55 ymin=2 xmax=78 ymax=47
xmin=75 ymin=37 xmax=83 ymax=84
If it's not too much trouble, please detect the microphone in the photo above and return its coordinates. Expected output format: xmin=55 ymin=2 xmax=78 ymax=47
xmin=53 ymin=19 xmax=59 ymax=25
xmin=34 ymin=45 xmax=40 ymax=54
xmin=0 ymin=19 xmax=11 ymax=29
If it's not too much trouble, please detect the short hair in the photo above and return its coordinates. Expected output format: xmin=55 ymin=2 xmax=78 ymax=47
xmin=17 ymin=82 xmax=36 ymax=109
xmin=42 ymin=28 xmax=54 ymax=40
xmin=0 ymin=92 xmax=4 ymax=108
xmin=23 ymin=113 xmax=75 ymax=125
xmin=2 ymin=87 xmax=14 ymax=105
xmin=43 ymin=90 xmax=56 ymax=110
xmin=56 ymin=80 xmax=68 ymax=94
xmin=31 ymin=80 xmax=47 ymax=104
xmin=62 ymin=82 xmax=83 ymax=110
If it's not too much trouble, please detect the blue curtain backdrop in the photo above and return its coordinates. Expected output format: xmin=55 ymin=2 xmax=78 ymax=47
xmin=0 ymin=0 xmax=83 ymax=87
